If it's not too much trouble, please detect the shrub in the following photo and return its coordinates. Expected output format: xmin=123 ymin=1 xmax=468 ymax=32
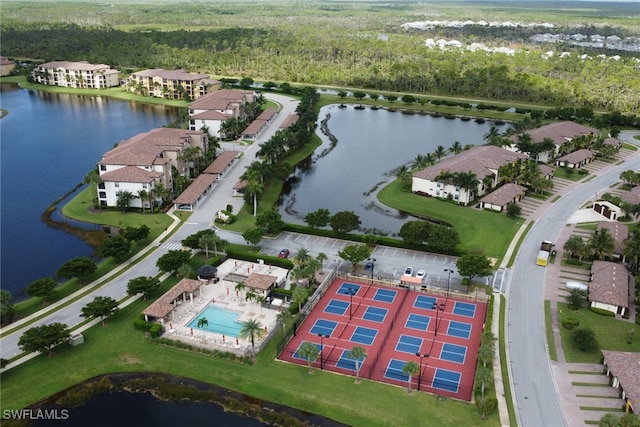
xmin=561 ymin=317 xmax=580 ymax=330
xmin=133 ymin=316 xmax=155 ymax=332
xmin=149 ymin=324 xmax=162 ymax=338
xmin=571 ymin=327 xmax=599 ymax=351
xmin=589 ymin=307 xmax=615 ymax=317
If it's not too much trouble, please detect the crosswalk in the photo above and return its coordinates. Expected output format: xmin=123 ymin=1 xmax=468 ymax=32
xmin=162 ymin=242 xmax=184 ymax=251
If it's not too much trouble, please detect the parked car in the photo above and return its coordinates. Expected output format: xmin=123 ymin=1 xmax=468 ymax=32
xmin=364 ymin=261 xmax=373 ymax=271
xmin=416 ymin=270 xmax=426 ymax=280
xmin=403 ymin=267 xmax=413 ymax=276
xmin=278 ymin=249 xmax=290 ymax=259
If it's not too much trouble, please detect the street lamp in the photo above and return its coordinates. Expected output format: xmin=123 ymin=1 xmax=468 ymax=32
xmin=367 ymin=257 xmax=377 ymax=284
xmin=415 ymin=352 xmax=430 ymax=391
xmin=318 ymin=333 xmax=329 ymax=370
xmin=432 ymin=302 xmax=445 ymax=336
xmin=444 ymin=268 xmax=454 ymax=301
xmin=346 ymin=288 xmax=357 ymax=320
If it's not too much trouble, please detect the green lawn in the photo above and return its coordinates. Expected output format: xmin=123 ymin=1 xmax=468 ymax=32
xmin=557 ymin=302 xmax=640 ymax=363
xmin=378 ymin=180 xmax=523 ymax=261
xmin=0 ymin=282 xmax=496 ymax=426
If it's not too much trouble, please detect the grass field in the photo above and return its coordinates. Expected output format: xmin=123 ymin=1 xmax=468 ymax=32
xmin=0 ymin=279 xmax=497 ymax=426
xmin=557 ymin=302 xmax=640 ymax=364
xmin=378 ymin=180 xmax=523 ymax=261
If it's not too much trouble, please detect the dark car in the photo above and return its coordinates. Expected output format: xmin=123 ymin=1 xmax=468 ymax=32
xmin=364 ymin=262 xmax=373 ymax=271
xmin=278 ymin=249 xmax=290 ymax=259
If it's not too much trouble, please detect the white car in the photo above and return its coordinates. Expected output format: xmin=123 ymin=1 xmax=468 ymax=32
xmin=416 ymin=270 xmax=426 ymax=280
xmin=403 ymin=267 xmax=413 ymax=276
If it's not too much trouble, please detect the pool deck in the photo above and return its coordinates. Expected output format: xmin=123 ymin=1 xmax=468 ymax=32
xmin=164 ymin=259 xmax=287 ymax=355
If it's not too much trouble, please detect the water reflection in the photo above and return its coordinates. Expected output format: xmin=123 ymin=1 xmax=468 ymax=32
xmin=278 ymin=104 xmax=509 ymax=235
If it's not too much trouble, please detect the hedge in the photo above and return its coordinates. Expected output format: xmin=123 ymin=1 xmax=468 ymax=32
xmin=562 ymin=317 xmax=580 ymax=330
xmin=588 ymin=307 xmax=616 ymax=317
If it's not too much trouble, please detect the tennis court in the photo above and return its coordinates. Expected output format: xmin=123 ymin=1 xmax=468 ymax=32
xmin=447 ymin=320 xmax=472 ymax=339
xmin=362 ymin=306 xmax=388 ymax=322
xmin=440 ymin=343 xmax=467 ymax=364
xmin=324 ymin=299 xmax=349 ymax=316
xmin=453 ymin=301 xmax=477 ymax=318
xmin=278 ymin=277 xmax=487 ymax=401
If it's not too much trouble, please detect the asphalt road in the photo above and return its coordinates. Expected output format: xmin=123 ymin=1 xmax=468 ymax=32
xmin=508 ymin=130 xmax=640 ymax=427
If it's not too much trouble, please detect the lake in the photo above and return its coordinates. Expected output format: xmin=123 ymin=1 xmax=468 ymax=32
xmin=278 ymin=104 xmax=506 ymax=234
xmin=0 ymin=84 xmax=176 ymax=299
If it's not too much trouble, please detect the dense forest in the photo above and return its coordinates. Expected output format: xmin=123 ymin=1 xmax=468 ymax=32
xmin=1 ymin=1 xmax=639 ymax=113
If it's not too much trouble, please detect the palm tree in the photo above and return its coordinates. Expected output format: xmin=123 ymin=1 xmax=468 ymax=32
xmin=348 ymin=345 xmax=367 ymax=383
xmin=293 ymin=248 xmax=312 ymax=269
xmin=449 ymin=140 xmax=462 ymax=155
xmin=176 ymin=263 xmax=195 ymax=280
xmin=255 ymin=295 xmax=266 ymax=314
xmin=475 ymin=366 xmax=494 ymax=400
xmin=239 ymin=318 xmax=265 ymax=356
xmin=137 ymin=189 xmax=148 ymax=213
xmin=402 ymin=361 xmax=420 ymax=394
xmin=515 ymin=133 xmax=534 ymax=157
xmin=623 ymin=233 xmax=640 ymax=272
xmin=292 ymin=286 xmax=309 ymax=312
xmin=395 ymin=165 xmax=413 ymax=190
xmin=564 ymin=236 xmax=586 ymax=259
xmin=276 ymin=310 xmax=292 ymax=335
xmin=196 ymin=317 xmax=209 ymax=340
xmin=316 ymin=252 xmax=328 ymax=270
xmin=198 ymin=233 xmax=217 ymax=259
xmin=477 ymin=344 xmax=493 ymax=369
xmin=235 ymin=282 xmax=245 ymax=298
xmin=434 ymin=145 xmax=447 ymax=161
xmin=453 ymin=171 xmax=480 ymax=205
xmin=298 ymin=341 xmax=320 ymax=374
xmin=244 ymin=179 xmax=264 ymax=217
xmin=589 ymin=228 xmax=615 ymax=261
xmin=245 ymin=290 xmax=257 ymax=305
xmin=483 ymin=126 xmax=501 ymax=146
xmin=83 ymin=169 xmax=101 ymax=210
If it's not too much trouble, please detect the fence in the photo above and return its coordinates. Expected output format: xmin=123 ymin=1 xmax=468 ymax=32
xmin=275 ymin=268 xmax=337 ymax=356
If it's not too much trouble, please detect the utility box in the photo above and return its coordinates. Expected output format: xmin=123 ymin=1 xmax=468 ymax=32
xmin=69 ymin=332 xmax=84 ymax=347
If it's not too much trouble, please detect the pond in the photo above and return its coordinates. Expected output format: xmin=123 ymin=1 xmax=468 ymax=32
xmin=278 ymin=104 xmax=508 ymax=235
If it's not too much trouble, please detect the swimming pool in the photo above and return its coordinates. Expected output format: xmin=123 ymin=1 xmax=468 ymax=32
xmin=187 ymin=304 xmax=243 ymax=337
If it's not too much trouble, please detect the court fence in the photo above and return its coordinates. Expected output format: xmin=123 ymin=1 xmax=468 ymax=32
xmin=275 ymin=268 xmax=337 ymax=356
xmin=278 ymin=345 xmax=474 ymax=401
xmin=339 ymin=270 xmax=489 ymax=304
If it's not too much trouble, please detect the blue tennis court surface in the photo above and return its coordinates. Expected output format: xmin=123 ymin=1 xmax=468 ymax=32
xmin=310 ymin=319 xmax=338 ymax=337
xmin=405 ymin=313 xmax=430 ymax=331
xmin=336 ymin=349 xmax=366 ymax=370
xmin=414 ymin=295 xmax=437 ymax=310
xmin=337 ymin=283 xmax=361 ymax=296
xmin=362 ymin=306 xmax=388 ymax=322
xmin=384 ymin=359 xmax=409 ymax=382
xmin=325 ymin=299 xmax=349 ymax=315
xmin=373 ymin=288 xmax=397 ymax=303
xmin=396 ymin=335 xmax=423 ymax=354
xmin=447 ymin=321 xmax=471 ymax=339
xmin=441 ymin=343 xmax=467 ymax=364
xmin=293 ymin=342 xmax=321 ymax=361
xmin=453 ymin=302 xmax=476 ymax=318
xmin=432 ymin=369 xmax=461 ymax=393
xmin=350 ymin=326 xmax=377 ymax=345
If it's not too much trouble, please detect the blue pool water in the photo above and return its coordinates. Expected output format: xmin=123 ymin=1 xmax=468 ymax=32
xmin=188 ymin=304 xmax=243 ymax=337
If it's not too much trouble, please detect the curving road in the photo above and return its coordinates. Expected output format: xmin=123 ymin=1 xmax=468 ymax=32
xmin=508 ymin=130 xmax=640 ymax=426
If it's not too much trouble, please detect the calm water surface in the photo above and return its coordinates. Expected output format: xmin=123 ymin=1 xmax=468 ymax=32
xmin=0 ymin=84 xmax=176 ymax=298
xmin=279 ymin=104 xmax=507 ymax=234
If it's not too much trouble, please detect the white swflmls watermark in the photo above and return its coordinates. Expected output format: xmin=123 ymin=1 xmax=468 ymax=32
xmin=2 ymin=409 xmax=70 ymax=420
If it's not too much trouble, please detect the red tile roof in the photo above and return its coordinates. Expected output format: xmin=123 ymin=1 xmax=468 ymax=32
xmin=189 ymin=89 xmax=254 ymax=110
xmin=132 ymin=68 xmax=208 ymax=81
xmin=597 ymin=222 xmax=629 ymax=255
xmin=589 ymin=261 xmax=629 ymax=308
xmin=413 ymin=145 xmax=527 ymax=181
xmin=508 ymin=121 xmax=598 ymax=145
xmin=280 ymin=114 xmax=299 ymax=128
xmin=556 ymin=148 xmax=594 ymax=164
xmin=602 ymin=350 xmax=640 ymax=411
xmin=142 ymin=278 xmax=202 ymax=319
xmin=244 ymin=273 xmax=278 ymax=291
xmin=100 ymin=165 xmax=163 ymax=183
xmin=37 ymin=60 xmax=112 ymax=71
xmin=480 ymin=183 xmax=527 ymax=207
xmin=173 ymin=174 xmax=218 ymax=205
xmin=203 ymin=151 xmax=239 ymax=175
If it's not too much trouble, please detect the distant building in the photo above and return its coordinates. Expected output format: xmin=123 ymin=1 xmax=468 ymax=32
xmin=188 ymin=89 xmax=256 ymax=137
xmin=32 ymin=61 xmax=119 ymax=88
xmin=0 ymin=56 xmax=16 ymax=76
xmin=127 ymin=69 xmax=220 ymax=100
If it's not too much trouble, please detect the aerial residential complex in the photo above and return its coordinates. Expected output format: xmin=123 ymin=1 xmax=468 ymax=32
xmin=96 ymin=128 xmax=208 ymax=209
xmin=32 ymin=61 xmax=120 ymax=89
xmin=188 ymin=89 xmax=256 ymax=137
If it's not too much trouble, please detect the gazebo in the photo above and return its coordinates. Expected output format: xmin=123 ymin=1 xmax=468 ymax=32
xmin=197 ymin=265 xmax=218 ymax=281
